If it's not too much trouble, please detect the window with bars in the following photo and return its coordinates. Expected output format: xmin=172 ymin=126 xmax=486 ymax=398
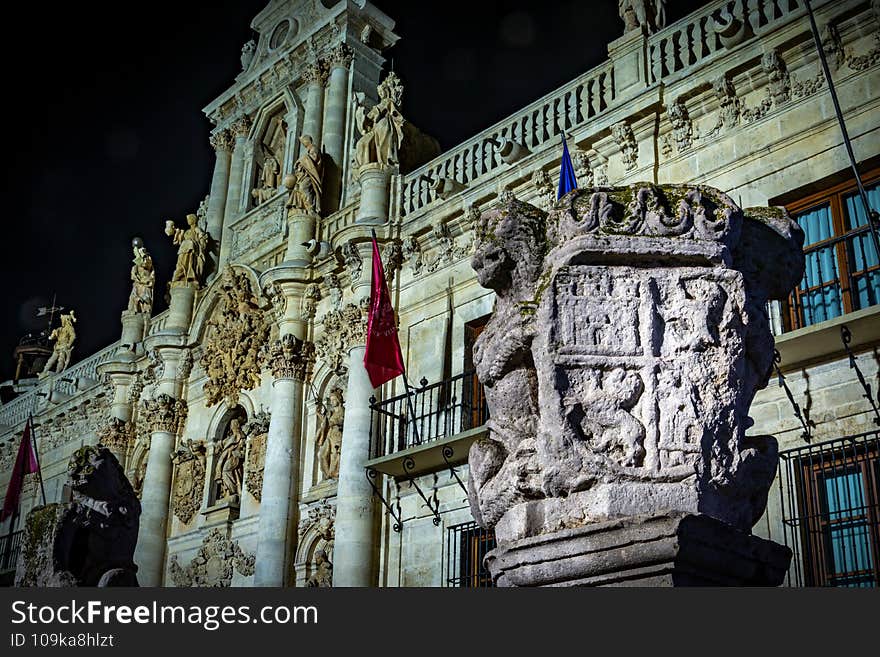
xmin=445 ymin=521 xmax=496 ymax=587
xmin=777 ymin=432 xmax=880 ymax=587
xmin=784 ymin=170 xmax=880 ymax=331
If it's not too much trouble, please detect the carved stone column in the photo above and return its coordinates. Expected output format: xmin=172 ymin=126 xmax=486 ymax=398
xmin=219 ymin=117 xmax=252 ymax=269
xmin=322 ymin=44 xmax=353 ymax=214
xmin=301 ymin=60 xmax=327 ymax=155
xmin=253 ymin=332 xmax=314 ymax=586
xmin=206 ymin=130 xmax=233 ymax=273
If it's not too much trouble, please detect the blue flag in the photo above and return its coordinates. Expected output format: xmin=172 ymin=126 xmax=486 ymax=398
xmin=557 ymin=135 xmax=578 ymax=199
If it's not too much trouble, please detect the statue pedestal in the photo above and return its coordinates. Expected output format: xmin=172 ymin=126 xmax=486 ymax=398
xmin=119 ymin=310 xmax=146 ymax=354
xmin=284 ymin=209 xmax=317 ymax=267
xmin=485 ymin=512 xmax=792 ymax=587
xmin=167 ymin=282 xmax=198 ymax=334
xmin=202 ymin=498 xmax=240 ymax=525
xmin=356 ymin=163 xmax=391 ymax=224
xmin=607 ymin=29 xmax=649 ymax=100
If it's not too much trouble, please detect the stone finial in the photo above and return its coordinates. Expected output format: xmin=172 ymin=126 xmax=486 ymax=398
xmin=263 ymin=334 xmax=315 ymax=381
xmin=467 ymin=185 xmax=805 ymax=545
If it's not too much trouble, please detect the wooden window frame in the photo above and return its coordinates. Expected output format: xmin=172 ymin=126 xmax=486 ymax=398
xmin=782 ymin=166 xmax=880 ymax=331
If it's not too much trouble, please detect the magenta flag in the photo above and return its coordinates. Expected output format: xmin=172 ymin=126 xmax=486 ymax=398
xmin=1 ymin=419 xmax=39 ymax=522
xmin=363 ymin=235 xmax=406 ymax=388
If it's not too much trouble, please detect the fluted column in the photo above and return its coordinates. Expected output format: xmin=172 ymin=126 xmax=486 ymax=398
xmin=322 ymin=44 xmax=353 ymax=214
xmin=301 ymin=60 xmax=327 ymax=154
xmin=218 ymin=117 xmax=252 ymax=268
xmin=206 ymin=130 xmax=233 ymax=275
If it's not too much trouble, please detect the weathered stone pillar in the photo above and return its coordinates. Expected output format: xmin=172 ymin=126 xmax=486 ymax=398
xmin=322 ymin=44 xmax=353 ymax=214
xmin=468 ymin=188 xmax=806 ymax=587
xmin=206 ymin=129 xmax=233 ymax=275
xmin=356 ymin=163 xmax=392 ymax=223
xmin=301 ymin=60 xmax=327 ymax=155
xmin=218 ymin=117 xmax=252 ymax=269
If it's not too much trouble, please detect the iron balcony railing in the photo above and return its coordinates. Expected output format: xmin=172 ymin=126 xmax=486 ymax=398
xmin=777 ymin=430 xmax=879 ymax=587
xmin=446 ymin=521 xmax=496 ymax=588
xmin=0 ymin=530 xmax=23 ymax=574
xmin=369 ymin=370 xmax=488 ymax=459
xmin=787 ymin=224 xmax=879 ymax=330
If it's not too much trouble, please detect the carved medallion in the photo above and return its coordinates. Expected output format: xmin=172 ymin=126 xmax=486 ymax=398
xmin=171 ymin=440 xmax=206 ymax=524
xmin=168 ymin=528 xmax=255 ymax=587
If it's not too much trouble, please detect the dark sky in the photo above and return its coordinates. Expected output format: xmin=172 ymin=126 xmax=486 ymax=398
xmin=0 ymin=0 xmax=709 ymax=382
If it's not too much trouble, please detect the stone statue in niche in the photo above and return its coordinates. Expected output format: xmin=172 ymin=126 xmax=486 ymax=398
xmin=214 ymin=416 xmax=246 ymax=501
xmin=165 ymin=214 xmax=209 ymax=285
xmin=619 ymin=0 xmax=666 ymax=35
xmin=251 ymin=153 xmax=279 ymax=206
xmin=286 ymin=134 xmax=323 ymax=214
xmin=127 ymin=238 xmax=155 ymax=315
xmin=468 ymin=184 xmax=806 ymax=549
xmin=353 ymin=73 xmax=405 ymax=171
xmin=316 ymin=388 xmax=344 ymax=481
xmin=306 ymin=549 xmax=332 ymax=587
xmin=40 ymin=311 xmax=77 ymax=376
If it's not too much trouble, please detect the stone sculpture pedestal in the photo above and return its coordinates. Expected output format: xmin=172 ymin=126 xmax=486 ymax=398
xmin=485 ymin=512 xmax=792 ymax=587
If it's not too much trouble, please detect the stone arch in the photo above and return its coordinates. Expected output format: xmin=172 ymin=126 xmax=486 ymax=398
xmin=293 ymin=500 xmax=335 ymax=587
xmin=305 ymin=364 xmax=348 ymax=489
xmin=206 ymin=400 xmax=252 ymax=505
xmin=248 ymin=96 xmax=291 ymax=210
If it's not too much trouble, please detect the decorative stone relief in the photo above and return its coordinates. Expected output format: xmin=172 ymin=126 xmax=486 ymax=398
xmin=402 ymin=235 xmax=423 ymax=276
xmin=341 ymin=241 xmax=363 ymax=286
xmin=468 ymin=186 xmax=806 ymax=543
xmin=610 ymin=121 xmax=638 ymax=171
xmin=327 ymin=42 xmax=353 ymax=69
xmin=168 ymin=528 xmax=255 ymax=587
xmin=570 ymin=147 xmax=593 ymax=186
xmin=262 ymin=334 xmax=315 ymax=381
xmin=132 ymin=451 xmax=148 ymax=499
xmin=763 ymin=50 xmax=791 ymax=106
xmin=316 ymin=388 xmax=344 ymax=481
xmin=314 ymin=302 xmax=368 ymax=374
xmin=667 ymin=97 xmax=695 ymax=152
xmin=230 ymin=196 xmax=285 ymax=260
xmin=243 ymin=411 xmax=271 ymax=501
xmin=171 ymin=439 xmax=206 ymax=524
xmin=298 ymin=501 xmax=335 ymax=587
xmin=240 ymin=40 xmax=256 ymax=72
xmin=178 ymin=348 xmax=193 ymax=382
xmin=301 ymin=282 xmax=321 ymax=321
xmin=141 ymin=394 xmax=187 ymax=436
xmin=382 ymin=239 xmax=404 ymax=285
xmin=96 ymin=417 xmax=133 ymax=454
xmin=706 ymin=74 xmax=741 ymax=136
xmin=425 ymin=223 xmax=456 ymax=272
xmin=200 ymin=266 xmax=270 ymax=408
xmin=531 ymin=169 xmax=556 ymax=210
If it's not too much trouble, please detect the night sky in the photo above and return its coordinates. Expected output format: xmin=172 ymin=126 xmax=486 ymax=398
xmin=0 ymin=0 xmax=709 ymax=382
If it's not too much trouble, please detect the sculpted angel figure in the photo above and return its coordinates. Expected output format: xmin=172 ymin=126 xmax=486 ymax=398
xmin=287 ymin=134 xmax=323 ymax=214
xmin=316 ymin=388 xmax=345 ymax=480
xmin=127 ymin=238 xmax=155 ymax=314
xmin=165 ymin=214 xmax=209 ymax=284
xmin=40 ymin=310 xmax=77 ymax=375
xmin=215 ymin=417 xmax=246 ymax=499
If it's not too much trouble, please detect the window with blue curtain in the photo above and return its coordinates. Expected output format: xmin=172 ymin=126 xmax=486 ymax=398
xmin=784 ymin=173 xmax=880 ymax=330
xmin=820 ymin=468 xmax=876 ymax=587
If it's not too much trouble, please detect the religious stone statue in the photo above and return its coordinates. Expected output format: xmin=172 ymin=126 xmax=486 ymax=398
xmin=251 ymin=153 xmax=280 ymax=206
xmin=353 ymin=73 xmax=405 ymax=171
xmin=165 ymin=214 xmax=209 ymax=284
xmin=214 ymin=417 xmax=246 ymax=500
xmin=306 ymin=548 xmax=333 ymax=587
xmin=468 ymin=185 xmax=806 ymax=586
xmin=127 ymin=237 xmax=155 ymax=314
xmin=316 ymin=388 xmax=344 ymax=480
xmin=40 ymin=310 xmax=77 ymax=376
xmin=619 ymin=0 xmax=666 ymax=35
xmin=240 ymin=40 xmax=256 ymax=71
xmin=286 ymin=134 xmax=323 ymax=214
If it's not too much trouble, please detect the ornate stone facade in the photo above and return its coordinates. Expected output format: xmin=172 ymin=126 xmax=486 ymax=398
xmin=201 ymin=267 xmax=270 ymax=407
xmin=169 ymin=528 xmax=255 ymax=587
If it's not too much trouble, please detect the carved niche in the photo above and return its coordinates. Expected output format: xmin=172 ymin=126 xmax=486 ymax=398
xmin=201 ymin=266 xmax=271 ymax=408
xmin=251 ymin=110 xmax=286 ymax=207
xmin=316 ymin=388 xmax=344 ymax=481
xmin=169 ymin=528 xmax=255 ymax=587
xmin=244 ymin=411 xmax=271 ymax=501
xmin=171 ymin=440 xmax=206 ymax=524
xmin=213 ymin=411 xmax=247 ymax=502
xmin=297 ymin=501 xmax=335 ymax=588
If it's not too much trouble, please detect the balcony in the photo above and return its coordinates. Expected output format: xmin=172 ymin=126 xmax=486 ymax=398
xmin=0 ymin=530 xmax=23 ymax=585
xmin=366 ymin=370 xmax=488 ymax=479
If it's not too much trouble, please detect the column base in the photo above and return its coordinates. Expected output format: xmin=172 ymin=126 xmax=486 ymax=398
xmin=485 ymin=512 xmax=792 ymax=587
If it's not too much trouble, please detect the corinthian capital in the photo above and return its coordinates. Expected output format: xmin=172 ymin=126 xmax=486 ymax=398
xmin=209 ymin=129 xmax=234 ymax=152
xmin=231 ymin=115 xmax=253 ymax=137
xmin=302 ymin=59 xmax=329 ymax=87
xmin=327 ymin=43 xmax=354 ymax=70
xmin=97 ymin=417 xmax=134 ymax=453
xmin=263 ymin=334 xmax=315 ymax=381
xmin=141 ymin=393 xmax=187 ymax=435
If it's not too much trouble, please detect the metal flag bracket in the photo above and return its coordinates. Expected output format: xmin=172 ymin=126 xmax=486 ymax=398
xmin=366 ymin=467 xmax=403 ymax=532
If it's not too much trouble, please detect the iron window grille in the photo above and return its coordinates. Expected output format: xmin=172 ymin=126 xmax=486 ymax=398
xmin=445 ymin=521 xmax=496 ymax=588
xmin=777 ymin=431 xmax=879 ymax=587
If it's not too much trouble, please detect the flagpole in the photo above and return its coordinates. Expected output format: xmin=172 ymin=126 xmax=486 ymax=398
xmin=369 ymin=229 xmax=422 ymax=446
xmin=27 ymin=415 xmax=47 ymax=506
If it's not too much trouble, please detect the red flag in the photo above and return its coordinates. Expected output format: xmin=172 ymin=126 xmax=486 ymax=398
xmin=364 ymin=234 xmax=405 ymax=388
xmin=1 ymin=419 xmax=39 ymax=522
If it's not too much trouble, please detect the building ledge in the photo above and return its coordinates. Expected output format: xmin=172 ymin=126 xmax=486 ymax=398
xmin=364 ymin=426 xmax=485 ymax=479
xmin=775 ymin=304 xmax=880 ymax=372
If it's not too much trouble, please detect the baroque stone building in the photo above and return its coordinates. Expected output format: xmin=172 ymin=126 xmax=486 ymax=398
xmin=1 ymin=0 xmax=878 ymax=587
